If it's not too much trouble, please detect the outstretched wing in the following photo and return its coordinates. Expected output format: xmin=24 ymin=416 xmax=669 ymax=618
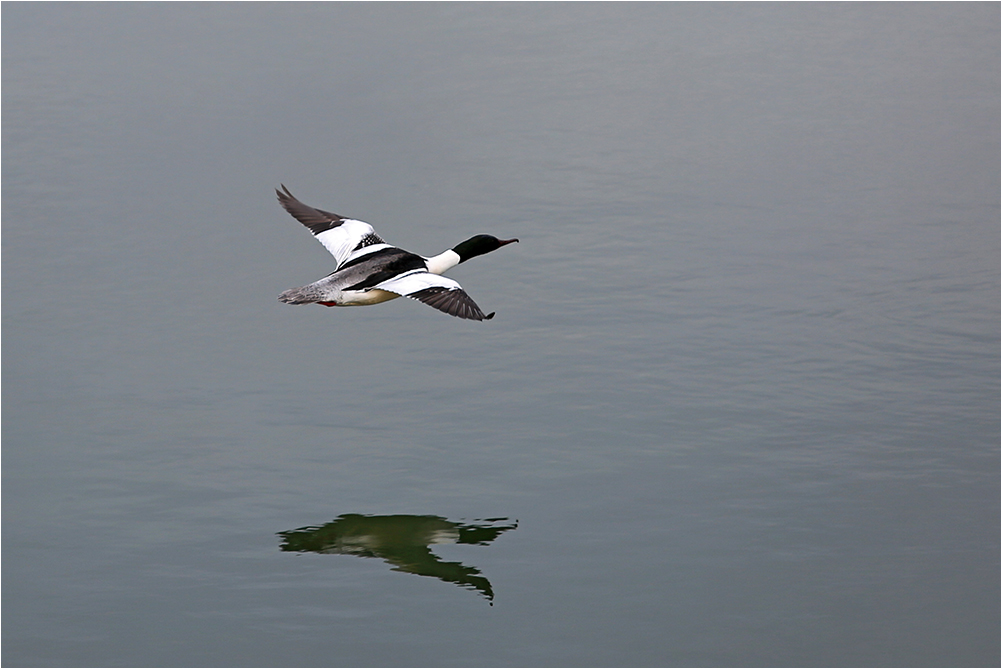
xmin=374 ymin=272 xmax=495 ymax=321
xmin=276 ymin=185 xmax=386 ymax=269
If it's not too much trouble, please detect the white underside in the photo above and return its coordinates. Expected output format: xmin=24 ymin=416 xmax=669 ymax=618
xmin=337 ymin=288 xmax=400 ymax=306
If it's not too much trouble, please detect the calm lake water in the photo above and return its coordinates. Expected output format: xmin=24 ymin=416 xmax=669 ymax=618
xmin=3 ymin=3 xmax=999 ymax=667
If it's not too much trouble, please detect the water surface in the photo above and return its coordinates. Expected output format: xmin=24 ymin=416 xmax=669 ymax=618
xmin=3 ymin=3 xmax=999 ymax=666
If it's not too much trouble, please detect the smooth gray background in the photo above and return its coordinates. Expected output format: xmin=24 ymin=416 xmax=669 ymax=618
xmin=4 ymin=3 xmax=999 ymax=667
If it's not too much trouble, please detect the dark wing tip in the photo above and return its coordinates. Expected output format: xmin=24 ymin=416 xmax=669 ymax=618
xmin=409 ymin=286 xmax=493 ymax=321
xmin=275 ymin=184 xmax=302 ymax=208
xmin=275 ymin=185 xmax=345 ymax=235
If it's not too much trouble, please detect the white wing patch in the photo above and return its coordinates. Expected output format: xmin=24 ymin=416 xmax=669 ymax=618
xmin=315 ymin=219 xmax=381 ymax=269
xmin=373 ymin=272 xmax=463 ymax=296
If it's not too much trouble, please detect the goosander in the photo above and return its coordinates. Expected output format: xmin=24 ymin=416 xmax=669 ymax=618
xmin=275 ymin=186 xmax=518 ymax=320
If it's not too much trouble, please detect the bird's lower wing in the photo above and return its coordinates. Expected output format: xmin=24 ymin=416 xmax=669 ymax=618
xmin=374 ymin=273 xmax=494 ymax=321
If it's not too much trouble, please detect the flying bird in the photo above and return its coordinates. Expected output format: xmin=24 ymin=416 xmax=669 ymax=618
xmin=275 ymin=186 xmax=518 ymax=320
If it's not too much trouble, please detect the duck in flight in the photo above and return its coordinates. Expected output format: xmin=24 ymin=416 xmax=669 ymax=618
xmin=275 ymin=185 xmax=518 ymax=320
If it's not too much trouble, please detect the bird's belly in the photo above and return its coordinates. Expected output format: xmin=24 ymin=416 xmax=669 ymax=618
xmin=338 ymin=289 xmax=399 ymax=306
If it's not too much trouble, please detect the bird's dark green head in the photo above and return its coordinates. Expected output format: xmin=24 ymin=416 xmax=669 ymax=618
xmin=452 ymin=235 xmax=519 ymax=263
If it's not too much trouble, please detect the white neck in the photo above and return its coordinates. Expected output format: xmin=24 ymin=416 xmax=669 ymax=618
xmin=425 ymin=249 xmax=461 ymax=275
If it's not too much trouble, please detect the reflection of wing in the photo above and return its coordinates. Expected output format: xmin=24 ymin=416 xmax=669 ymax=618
xmin=276 ymin=185 xmax=386 ymax=269
xmin=380 ymin=546 xmax=496 ymax=602
xmin=374 ymin=273 xmax=494 ymax=321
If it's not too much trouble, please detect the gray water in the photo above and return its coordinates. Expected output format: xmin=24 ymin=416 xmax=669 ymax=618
xmin=3 ymin=3 xmax=999 ymax=667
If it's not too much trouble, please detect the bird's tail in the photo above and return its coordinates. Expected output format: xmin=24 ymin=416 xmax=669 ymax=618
xmin=278 ymin=286 xmax=324 ymax=304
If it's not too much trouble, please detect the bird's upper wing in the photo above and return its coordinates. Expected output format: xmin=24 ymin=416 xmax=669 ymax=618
xmin=276 ymin=185 xmax=386 ymax=269
xmin=374 ymin=272 xmax=495 ymax=321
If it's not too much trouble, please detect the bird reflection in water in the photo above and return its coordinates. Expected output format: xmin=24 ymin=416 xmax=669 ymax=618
xmin=278 ymin=514 xmax=518 ymax=603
